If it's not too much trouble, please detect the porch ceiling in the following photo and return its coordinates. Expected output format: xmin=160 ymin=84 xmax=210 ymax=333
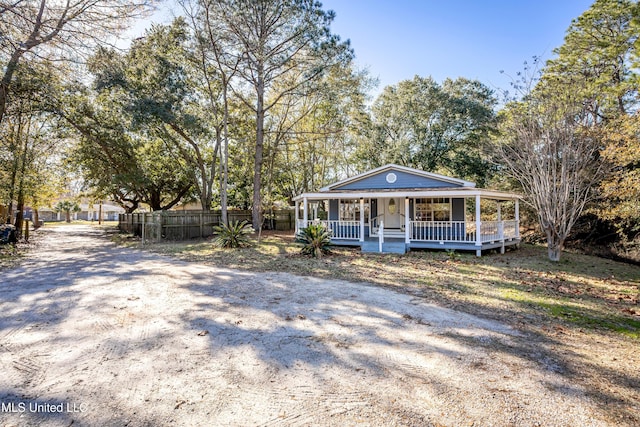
xmin=293 ymin=187 xmax=522 ymax=202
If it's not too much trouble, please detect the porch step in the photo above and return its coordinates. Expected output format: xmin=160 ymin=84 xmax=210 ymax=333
xmin=372 ymin=228 xmax=406 ymax=239
xmin=384 ymin=230 xmax=405 ymax=238
xmin=361 ymin=239 xmax=407 ymax=254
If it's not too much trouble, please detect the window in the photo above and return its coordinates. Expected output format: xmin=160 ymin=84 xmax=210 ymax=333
xmin=340 ymin=199 xmax=358 ymax=221
xmin=414 ymin=198 xmax=450 ymax=221
xmin=339 ymin=199 xmax=369 ymax=222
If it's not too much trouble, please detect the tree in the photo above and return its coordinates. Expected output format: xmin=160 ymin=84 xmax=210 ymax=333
xmin=212 ymin=0 xmax=353 ymax=229
xmin=0 ymin=0 xmax=156 ymax=125
xmin=55 ymin=200 xmax=80 ymax=223
xmin=493 ymin=95 xmax=605 ymax=262
xmin=180 ymin=0 xmax=242 ymax=224
xmin=534 ymin=0 xmax=639 ymax=254
xmin=598 ymin=113 xmax=640 ymax=235
xmin=491 ymin=0 xmax=640 ymax=261
xmin=362 ymin=76 xmax=497 ymax=186
xmin=543 ymin=0 xmax=638 ymax=120
xmin=124 ymin=19 xmax=221 ymax=211
xmin=60 ymin=77 xmax=195 ymax=213
xmin=270 ymin=63 xmax=373 ymax=200
xmin=0 ymin=60 xmax=62 ymax=234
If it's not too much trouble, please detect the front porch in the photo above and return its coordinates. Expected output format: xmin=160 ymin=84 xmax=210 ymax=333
xmin=296 ymin=218 xmax=520 ymax=255
xmin=294 ymin=194 xmax=521 ymax=256
xmin=293 ymin=164 xmax=522 ymax=256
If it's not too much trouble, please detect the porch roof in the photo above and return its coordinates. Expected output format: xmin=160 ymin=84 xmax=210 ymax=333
xmin=293 ymin=187 xmax=522 ymax=202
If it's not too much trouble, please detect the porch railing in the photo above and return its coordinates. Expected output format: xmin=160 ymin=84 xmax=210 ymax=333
xmin=478 ymin=220 xmax=519 ymax=243
xmin=410 ymin=220 xmax=519 ymax=243
xmin=297 ymin=219 xmax=360 ymax=240
xmin=410 ymin=221 xmax=473 ymax=242
xmin=297 ymin=219 xmax=518 ymax=244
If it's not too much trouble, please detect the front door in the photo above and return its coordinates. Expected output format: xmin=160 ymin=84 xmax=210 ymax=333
xmin=382 ymin=198 xmax=402 ymax=229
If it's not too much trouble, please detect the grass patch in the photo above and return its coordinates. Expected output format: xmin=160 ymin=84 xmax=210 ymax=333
xmin=121 ymin=230 xmax=640 ymax=339
xmin=540 ymin=301 xmax=640 ymax=339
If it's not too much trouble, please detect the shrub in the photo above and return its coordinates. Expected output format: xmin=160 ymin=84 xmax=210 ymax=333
xmin=296 ymin=223 xmax=333 ymax=257
xmin=212 ymin=220 xmax=254 ymax=248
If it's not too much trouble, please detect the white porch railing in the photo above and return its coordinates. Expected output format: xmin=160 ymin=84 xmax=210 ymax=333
xmin=297 ymin=219 xmax=519 ymax=244
xmin=410 ymin=220 xmax=519 ymax=243
xmin=478 ymin=220 xmax=519 ymax=243
xmin=410 ymin=221 xmax=472 ymax=242
xmin=297 ymin=219 xmax=360 ymax=240
xmin=370 ymin=214 xmax=383 ymax=236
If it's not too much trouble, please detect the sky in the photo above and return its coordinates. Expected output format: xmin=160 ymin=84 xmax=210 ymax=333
xmin=135 ymin=0 xmax=595 ymax=97
xmin=319 ymin=0 xmax=594 ymax=95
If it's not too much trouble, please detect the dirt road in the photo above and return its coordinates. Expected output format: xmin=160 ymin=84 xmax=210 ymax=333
xmin=0 ymin=226 xmax=608 ymax=426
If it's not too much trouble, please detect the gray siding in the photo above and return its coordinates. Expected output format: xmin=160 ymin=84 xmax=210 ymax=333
xmin=336 ymin=169 xmax=463 ymax=190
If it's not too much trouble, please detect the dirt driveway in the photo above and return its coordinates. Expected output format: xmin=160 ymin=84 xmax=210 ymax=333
xmin=0 ymin=225 xmax=609 ymax=426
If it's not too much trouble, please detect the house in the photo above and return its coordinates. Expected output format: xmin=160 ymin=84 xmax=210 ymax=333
xmin=293 ymin=164 xmax=521 ymax=255
xmin=33 ymin=200 xmax=126 ymax=222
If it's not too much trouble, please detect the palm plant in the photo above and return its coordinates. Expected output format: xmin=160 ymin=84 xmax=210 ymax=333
xmin=212 ymin=220 xmax=254 ymax=248
xmin=296 ymin=223 xmax=333 ymax=258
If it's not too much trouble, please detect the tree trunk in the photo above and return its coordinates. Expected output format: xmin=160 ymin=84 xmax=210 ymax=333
xmin=65 ymin=210 xmax=71 ymax=223
xmin=14 ymin=191 xmax=24 ymax=239
xmin=221 ymin=83 xmax=230 ymax=226
xmin=545 ymin=230 xmax=564 ymax=262
xmin=0 ymin=49 xmax=24 ymax=125
xmin=33 ymin=209 xmax=40 ymax=229
xmin=252 ymin=76 xmax=265 ymax=231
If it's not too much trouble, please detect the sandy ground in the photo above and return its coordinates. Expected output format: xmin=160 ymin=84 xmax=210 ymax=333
xmin=0 ymin=225 xmax=611 ymax=426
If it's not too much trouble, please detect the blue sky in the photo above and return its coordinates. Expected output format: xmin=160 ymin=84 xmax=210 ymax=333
xmin=137 ymin=0 xmax=595 ymax=97
xmin=319 ymin=0 xmax=594 ymax=95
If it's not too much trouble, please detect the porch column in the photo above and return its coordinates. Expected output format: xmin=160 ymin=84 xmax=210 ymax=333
xmin=294 ymin=200 xmax=299 ymax=231
xmin=359 ymin=198 xmax=365 ymax=242
xmin=497 ymin=201 xmax=504 ymax=240
xmin=515 ymin=199 xmax=520 ymax=239
xmin=497 ymin=201 xmax=505 ymax=254
xmin=475 ymin=195 xmax=482 ymax=257
xmin=302 ymin=197 xmax=308 ymax=228
xmin=404 ymin=197 xmax=410 ymax=244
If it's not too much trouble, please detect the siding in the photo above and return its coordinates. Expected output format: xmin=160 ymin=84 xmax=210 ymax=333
xmin=335 ymin=169 xmax=464 ymax=190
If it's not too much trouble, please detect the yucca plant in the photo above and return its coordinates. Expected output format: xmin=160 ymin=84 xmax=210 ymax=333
xmin=296 ymin=223 xmax=333 ymax=257
xmin=212 ymin=220 xmax=254 ymax=248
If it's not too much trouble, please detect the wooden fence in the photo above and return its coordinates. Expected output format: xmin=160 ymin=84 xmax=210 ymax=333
xmin=118 ymin=209 xmax=295 ymax=241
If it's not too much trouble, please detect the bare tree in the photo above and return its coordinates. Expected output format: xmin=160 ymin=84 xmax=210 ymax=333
xmin=493 ymin=97 xmax=605 ymax=261
xmin=0 ymin=0 xmax=157 ymax=124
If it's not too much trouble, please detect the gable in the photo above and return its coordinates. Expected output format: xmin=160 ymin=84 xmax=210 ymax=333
xmin=333 ymin=168 xmax=467 ymax=190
